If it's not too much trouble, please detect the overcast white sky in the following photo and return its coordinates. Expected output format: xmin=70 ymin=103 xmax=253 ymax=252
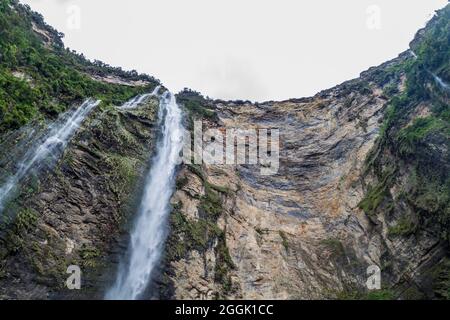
xmin=20 ymin=0 xmax=448 ymax=101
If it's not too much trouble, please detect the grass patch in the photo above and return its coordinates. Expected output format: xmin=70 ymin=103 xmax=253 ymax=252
xmin=320 ymin=238 xmax=345 ymax=258
xmin=176 ymin=89 xmax=217 ymax=122
xmin=79 ymin=244 xmax=101 ymax=268
xmin=429 ymin=258 xmax=450 ymax=300
xmin=175 ymin=176 xmax=189 ymax=190
xmin=0 ymin=1 xmax=158 ymax=133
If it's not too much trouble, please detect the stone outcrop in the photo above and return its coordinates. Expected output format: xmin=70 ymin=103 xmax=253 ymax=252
xmin=0 ymin=99 xmax=160 ymax=299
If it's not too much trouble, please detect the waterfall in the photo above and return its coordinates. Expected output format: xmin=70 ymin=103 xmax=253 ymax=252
xmin=0 ymin=98 xmax=100 ymax=213
xmin=120 ymin=86 xmax=161 ymax=109
xmin=431 ymin=73 xmax=450 ymax=92
xmin=106 ymin=91 xmax=184 ymax=300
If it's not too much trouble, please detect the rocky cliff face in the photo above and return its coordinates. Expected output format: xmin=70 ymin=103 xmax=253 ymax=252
xmin=0 ymin=1 xmax=449 ymax=300
xmin=0 ymin=0 xmax=161 ymax=299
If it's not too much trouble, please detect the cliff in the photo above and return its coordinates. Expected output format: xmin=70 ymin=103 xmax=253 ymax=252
xmin=158 ymin=6 xmax=449 ymax=299
xmin=0 ymin=0 xmax=449 ymax=300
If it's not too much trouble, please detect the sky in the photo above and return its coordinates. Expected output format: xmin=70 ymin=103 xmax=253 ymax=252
xmin=20 ymin=0 xmax=449 ymax=102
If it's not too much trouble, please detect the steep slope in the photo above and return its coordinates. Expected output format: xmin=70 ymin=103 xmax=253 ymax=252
xmin=0 ymin=0 xmax=162 ymax=298
xmin=157 ymin=6 xmax=449 ymax=299
xmin=0 ymin=0 xmax=448 ymax=300
xmin=0 ymin=98 xmax=161 ymax=299
xmin=0 ymin=0 xmax=159 ymax=133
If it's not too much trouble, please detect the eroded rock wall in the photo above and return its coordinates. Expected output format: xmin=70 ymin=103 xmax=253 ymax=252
xmin=0 ymin=99 xmax=160 ymax=299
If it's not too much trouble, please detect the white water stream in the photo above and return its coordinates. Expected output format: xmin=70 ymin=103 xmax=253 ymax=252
xmin=0 ymin=98 xmax=100 ymax=213
xmin=120 ymin=86 xmax=161 ymax=109
xmin=106 ymin=91 xmax=184 ymax=300
xmin=432 ymin=73 xmax=450 ymax=92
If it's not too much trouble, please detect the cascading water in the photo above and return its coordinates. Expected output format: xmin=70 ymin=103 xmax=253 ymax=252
xmin=432 ymin=73 xmax=450 ymax=92
xmin=106 ymin=91 xmax=184 ymax=300
xmin=0 ymin=98 xmax=100 ymax=213
xmin=410 ymin=50 xmax=449 ymax=92
xmin=120 ymin=86 xmax=161 ymax=109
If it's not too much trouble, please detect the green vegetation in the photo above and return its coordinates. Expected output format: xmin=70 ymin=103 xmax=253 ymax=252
xmin=0 ymin=208 xmax=38 ymax=253
xmin=186 ymin=164 xmax=206 ymax=181
xmin=0 ymin=205 xmax=68 ymax=286
xmin=79 ymin=244 xmax=101 ymax=268
xmin=358 ymin=5 xmax=450 ymax=299
xmin=0 ymin=0 xmax=158 ymax=132
xmin=365 ymin=289 xmax=396 ymax=300
xmin=0 ymin=83 xmax=158 ymax=288
xmin=14 ymin=208 xmax=38 ymax=232
xmin=166 ymin=164 xmax=235 ymax=295
xmin=105 ymin=154 xmax=139 ymax=198
xmin=388 ymin=216 xmax=417 ymax=237
xmin=200 ymin=183 xmax=224 ymax=220
xmin=279 ymin=230 xmax=289 ymax=251
xmin=29 ymin=236 xmax=68 ymax=286
xmin=214 ymin=233 xmax=235 ymax=294
xmin=320 ymin=238 xmax=345 ymax=258
xmin=175 ymin=176 xmax=189 ymax=190
xmin=169 ymin=209 xmax=222 ymax=255
xmin=207 ymin=183 xmax=231 ymax=195
xmin=335 ymin=289 xmax=361 ymax=300
xmin=358 ymin=168 xmax=395 ymax=216
xmin=186 ymin=164 xmax=230 ymax=220
xmin=367 ymin=59 xmax=407 ymax=89
xmin=429 ymin=258 xmax=450 ymax=300
xmin=397 ymin=116 xmax=448 ymax=156
xmin=382 ymin=83 xmax=399 ymax=97
xmin=68 ymin=105 xmax=155 ymax=223
xmin=168 ymin=166 xmax=228 ymax=255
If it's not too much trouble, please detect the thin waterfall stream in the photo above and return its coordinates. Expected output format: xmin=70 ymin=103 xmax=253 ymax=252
xmin=120 ymin=86 xmax=161 ymax=109
xmin=410 ymin=50 xmax=450 ymax=92
xmin=431 ymin=73 xmax=450 ymax=92
xmin=106 ymin=91 xmax=184 ymax=300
